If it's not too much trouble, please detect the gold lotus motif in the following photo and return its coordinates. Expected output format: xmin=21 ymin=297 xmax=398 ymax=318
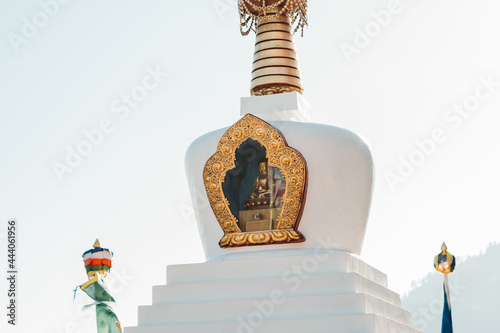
xmin=203 ymin=114 xmax=307 ymax=247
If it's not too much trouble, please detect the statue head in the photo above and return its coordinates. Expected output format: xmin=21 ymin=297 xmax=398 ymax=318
xmin=258 ymin=158 xmax=268 ymax=174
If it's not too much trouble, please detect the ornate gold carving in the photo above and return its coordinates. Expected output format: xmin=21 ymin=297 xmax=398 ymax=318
xmin=252 ymin=86 xmax=302 ymax=96
xmin=238 ymin=0 xmax=308 ymax=36
xmin=203 ymin=114 xmax=307 ymax=247
xmin=220 ymin=229 xmax=303 ymax=247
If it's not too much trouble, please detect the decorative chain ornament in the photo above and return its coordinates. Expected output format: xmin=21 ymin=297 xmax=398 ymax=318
xmin=239 ymin=0 xmax=308 ymax=36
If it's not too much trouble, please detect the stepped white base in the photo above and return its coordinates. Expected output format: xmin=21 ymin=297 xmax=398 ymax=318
xmin=125 ymin=251 xmax=421 ymax=333
xmin=126 ymin=315 xmax=416 ymax=333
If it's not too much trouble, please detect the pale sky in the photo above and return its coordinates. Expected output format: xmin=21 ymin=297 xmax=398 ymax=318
xmin=1 ymin=0 xmax=499 ymax=332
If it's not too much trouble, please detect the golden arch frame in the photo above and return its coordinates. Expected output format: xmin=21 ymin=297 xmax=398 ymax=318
xmin=203 ymin=114 xmax=307 ymax=248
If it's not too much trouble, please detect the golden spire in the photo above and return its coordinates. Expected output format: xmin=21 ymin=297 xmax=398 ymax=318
xmin=93 ymin=239 xmax=101 ymax=248
xmin=239 ymin=0 xmax=308 ymax=96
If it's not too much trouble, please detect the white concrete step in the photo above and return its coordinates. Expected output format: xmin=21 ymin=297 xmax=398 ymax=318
xmin=138 ymin=293 xmax=412 ymax=327
xmin=126 ymin=313 xmax=421 ymax=333
xmin=166 ymin=252 xmax=388 ymax=287
xmin=152 ymin=272 xmax=400 ymax=307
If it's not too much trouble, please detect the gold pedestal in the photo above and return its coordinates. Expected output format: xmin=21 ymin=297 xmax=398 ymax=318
xmin=239 ymin=208 xmax=280 ymax=232
xmin=243 ymin=197 xmax=272 ymax=210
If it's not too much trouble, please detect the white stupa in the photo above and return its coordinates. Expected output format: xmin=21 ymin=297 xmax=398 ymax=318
xmin=126 ymin=1 xmax=422 ymax=332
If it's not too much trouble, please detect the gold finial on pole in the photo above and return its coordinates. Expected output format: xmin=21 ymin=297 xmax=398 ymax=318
xmin=239 ymin=0 xmax=308 ymax=96
xmin=93 ymin=238 xmax=101 ymax=248
xmin=434 ymin=242 xmax=455 ymax=275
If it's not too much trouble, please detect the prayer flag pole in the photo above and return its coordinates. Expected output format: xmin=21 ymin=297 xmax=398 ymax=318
xmin=434 ymin=242 xmax=456 ymax=333
xmin=79 ymin=239 xmax=122 ymax=333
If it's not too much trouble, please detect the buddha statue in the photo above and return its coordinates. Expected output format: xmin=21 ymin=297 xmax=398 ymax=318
xmin=243 ymin=158 xmax=283 ymax=211
xmin=249 ymin=159 xmax=271 ymax=199
xmin=238 ymin=158 xmax=282 ymax=230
